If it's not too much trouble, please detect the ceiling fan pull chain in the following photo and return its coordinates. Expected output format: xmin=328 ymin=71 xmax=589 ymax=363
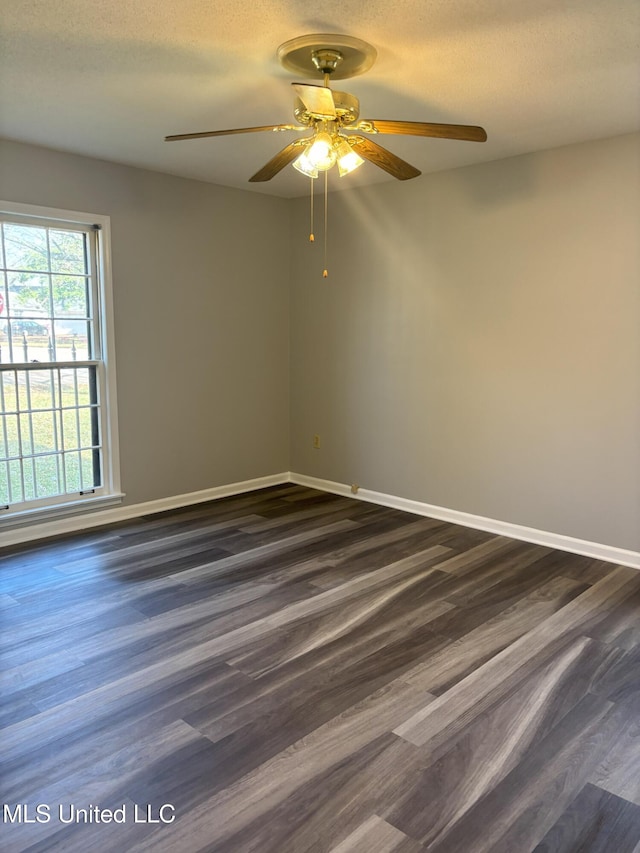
xmin=309 ymin=176 xmax=315 ymax=242
xmin=323 ymin=170 xmax=329 ymax=278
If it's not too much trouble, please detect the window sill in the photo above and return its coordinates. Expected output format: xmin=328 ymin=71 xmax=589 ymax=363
xmin=0 ymin=493 xmax=125 ymax=532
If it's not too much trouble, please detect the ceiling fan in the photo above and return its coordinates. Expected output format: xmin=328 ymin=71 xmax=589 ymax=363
xmin=165 ymin=34 xmax=488 ymax=183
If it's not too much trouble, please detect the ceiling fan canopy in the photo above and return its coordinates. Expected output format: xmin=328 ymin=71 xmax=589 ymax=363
xmin=277 ymin=34 xmax=378 ymax=80
xmin=164 ymin=34 xmax=488 ymax=183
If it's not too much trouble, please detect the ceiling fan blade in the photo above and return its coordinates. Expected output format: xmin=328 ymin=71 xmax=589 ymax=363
xmin=249 ymin=141 xmax=306 ymax=182
xmin=292 ymin=83 xmax=337 ymax=119
xmin=351 ymin=137 xmax=421 ymax=180
xmin=359 ymin=120 xmax=487 ymax=142
xmin=165 ymin=125 xmax=303 ymax=142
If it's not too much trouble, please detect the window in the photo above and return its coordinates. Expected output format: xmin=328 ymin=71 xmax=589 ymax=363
xmin=0 ymin=201 xmax=121 ymax=521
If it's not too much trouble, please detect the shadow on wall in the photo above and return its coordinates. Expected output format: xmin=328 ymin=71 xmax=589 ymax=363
xmin=449 ymin=155 xmax=538 ymax=207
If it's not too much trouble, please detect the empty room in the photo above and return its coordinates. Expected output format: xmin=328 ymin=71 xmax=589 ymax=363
xmin=1 ymin=1 xmax=639 ymax=851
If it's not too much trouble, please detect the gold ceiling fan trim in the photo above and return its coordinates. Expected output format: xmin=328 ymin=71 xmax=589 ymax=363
xmin=277 ymin=34 xmax=377 ymax=80
xmin=293 ymin=90 xmax=360 ymax=126
xmin=165 ymin=32 xmax=487 ymax=278
xmin=164 ymin=33 xmax=487 ymax=185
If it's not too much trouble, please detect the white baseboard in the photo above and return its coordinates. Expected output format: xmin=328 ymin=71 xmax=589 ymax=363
xmin=5 ymin=470 xmax=639 ymax=571
xmin=1 ymin=473 xmax=290 ymax=547
xmin=289 ymin=472 xmax=640 ymax=570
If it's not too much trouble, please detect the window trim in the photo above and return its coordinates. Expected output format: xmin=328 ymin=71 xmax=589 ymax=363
xmin=0 ymin=199 xmax=123 ymax=524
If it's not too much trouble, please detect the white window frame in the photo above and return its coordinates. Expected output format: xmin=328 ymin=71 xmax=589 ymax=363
xmin=0 ymin=199 xmax=122 ymax=526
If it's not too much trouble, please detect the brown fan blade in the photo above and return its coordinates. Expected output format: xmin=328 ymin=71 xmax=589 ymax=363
xmin=249 ymin=141 xmax=306 ymax=182
xmin=350 ymin=137 xmax=421 ymax=180
xmin=165 ymin=125 xmax=303 ymax=142
xmin=358 ymin=120 xmax=487 ymax=142
xmin=292 ymin=83 xmax=337 ymax=119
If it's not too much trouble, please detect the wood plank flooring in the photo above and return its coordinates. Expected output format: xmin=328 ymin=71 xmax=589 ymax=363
xmin=1 ymin=484 xmax=640 ymax=852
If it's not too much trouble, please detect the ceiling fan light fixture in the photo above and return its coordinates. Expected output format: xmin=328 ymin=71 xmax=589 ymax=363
xmin=166 ymin=33 xmax=487 ymax=276
xmin=306 ymin=131 xmax=337 ymax=171
xmin=293 ymin=149 xmax=319 ymax=178
xmin=335 ymin=139 xmax=364 ymax=176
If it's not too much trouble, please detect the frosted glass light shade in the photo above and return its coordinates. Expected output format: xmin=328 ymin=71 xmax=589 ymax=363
xmin=293 ymin=150 xmax=319 ymax=178
xmin=306 ymin=132 xmax=337 ymax=170
xmin=335 ymin=139 xmax=364 ymax=176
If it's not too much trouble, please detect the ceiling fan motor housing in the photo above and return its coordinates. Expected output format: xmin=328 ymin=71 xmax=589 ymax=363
xmin=293 ymin=90 xmax=360 ymax=126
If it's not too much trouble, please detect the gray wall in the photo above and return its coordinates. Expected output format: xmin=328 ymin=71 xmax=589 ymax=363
xmin=0 ymin=139 xmax=290 ymax=507
xmin=2 ymin=133 xmax=638 ymax=552
xmin=290 ymin=133 xmax=640 ymax=551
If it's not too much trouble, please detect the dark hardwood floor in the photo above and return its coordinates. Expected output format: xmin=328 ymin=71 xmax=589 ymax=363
xmin=1 ymin=484 xmax=640 ymax=852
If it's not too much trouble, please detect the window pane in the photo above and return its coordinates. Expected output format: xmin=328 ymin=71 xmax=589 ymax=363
xmin=52 ymin=274 xmax=89 ymax=317
xmin=34 ymin=454 xmax=61 ymax=498
xmin=7 ymin=272 xmax=52 ymax=318
xmin=1 ymin=372 xmax=18 ymax=412
xmin=19 ymin=412 xmax=34 ymax=455
xmin=64 ymin=451 xmax=81 ymax=492
xmin=81 ymin=448 xmax=100 ymax=489
xmin=60 ymin=367 xmax=88 ymax=408
xmin=3 ymin=223 xmax=48 ymax=272
xmin=11 ymin=330 xmax=50 ymax=363
xmin=1 ymin=413 xmax=18 ymax=459
xmin=78 ymin=406 xmax=97 ymax=448
xmin=49 ymin=230 xmax=87 ymax=276
xmin=48 ymin=369 xmax=61 ymax=409
xmin=0 ymin=274 xmax=7 ymax=347
xmin=0 ymin=320 xmax=7 ymax=362
xmin=17 ymin=372 xmax=32 ymax=411
xmin=25 ymin=370 xmax=55 ymax=410
xmin=8 ymin=459 xmax=23 ymax=503
xmin=76 ymin=368 xmax=91 ymax=405
xmin=62 ymin=408 xmax=79 ymax=450
xmin=60 ymin=370 xmax=75 ymax=409
xmin=32 ymin=410 xmax=57 ymax=453
xmin=55 ymin=320 xmax=90 ymax=361
xmin=22 ymin=459 xmax=36 ymax=501
xmin=0 ymin=464 xmax=9 ymax=505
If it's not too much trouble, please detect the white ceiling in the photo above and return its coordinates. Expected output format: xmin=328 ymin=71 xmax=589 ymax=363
xmin=1 ymin=0 xmax=639 ymax=198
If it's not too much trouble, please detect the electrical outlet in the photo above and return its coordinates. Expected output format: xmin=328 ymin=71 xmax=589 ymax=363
xmin=313 ymin=435 xmax=321 ymax=450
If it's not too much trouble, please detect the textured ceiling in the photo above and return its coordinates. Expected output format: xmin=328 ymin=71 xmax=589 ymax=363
xmin=1 ymin=0 xmax=639 ymax=198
